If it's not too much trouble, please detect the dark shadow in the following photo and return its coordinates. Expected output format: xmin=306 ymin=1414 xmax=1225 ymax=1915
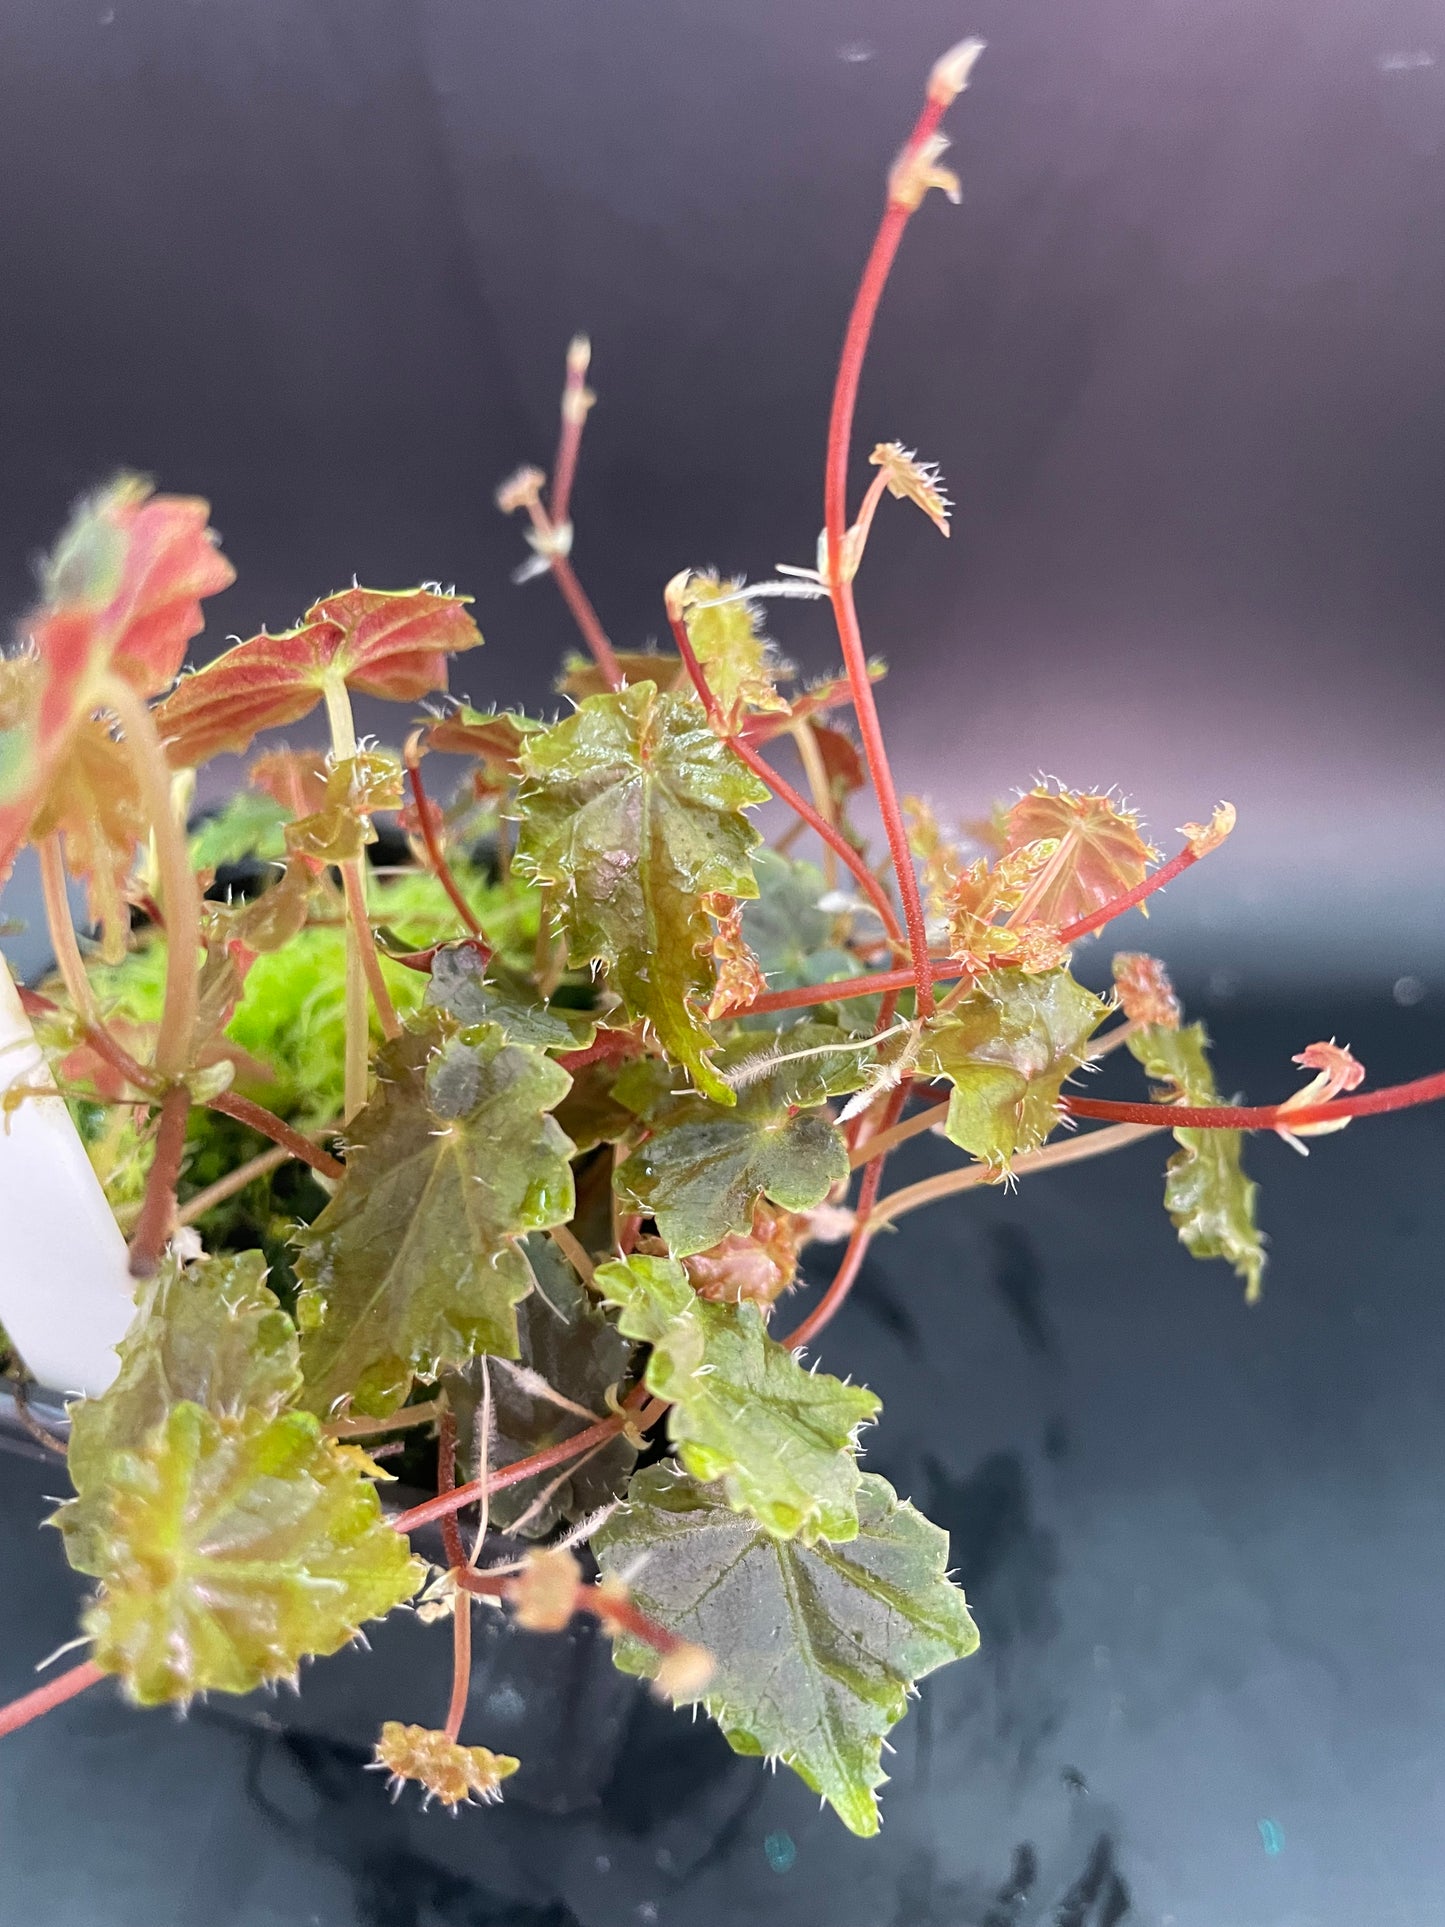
xmin=924 ymin=1452 xmax=1060 ymax=1652
xmin=1053 ymin=1833 xmax=1131 ymax=1927
xmin=986 ymin=1225 xmax=1056 ymax=1358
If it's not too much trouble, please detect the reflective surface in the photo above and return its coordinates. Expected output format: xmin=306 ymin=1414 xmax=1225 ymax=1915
xmin=3 ymin=990 xmax=1443 ymax=1925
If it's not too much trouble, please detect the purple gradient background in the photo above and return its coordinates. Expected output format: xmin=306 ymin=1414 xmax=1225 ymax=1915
xmin=1 ymin=0 xmax=1442 ymax=984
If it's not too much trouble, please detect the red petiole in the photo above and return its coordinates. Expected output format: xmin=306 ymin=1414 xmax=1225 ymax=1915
xmin=664 ymin=589 xmax=905 ymax=948
xmin=403 ymin=732 xmax=489 ymax=947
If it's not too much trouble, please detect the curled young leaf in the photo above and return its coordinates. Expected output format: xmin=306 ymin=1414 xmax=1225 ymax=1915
xmin=1112 ymin=951 xmax=1181 ymax=1030
xmin=918 ymin=967 xmax=1109 ymax=1169
xmin=155 ymin=587 xmax=482 ymax=767
xmin=682 ymin=1200 xmax=806 ymax=1308
xmin=80 ymin=1401 xmax=421 ymax=1703
xmin=703 ymin=893 xmax=769 ymax=1020
xmin=514 ymin=682 xmax=768 ymax=1103
xmin=1126 ymin=1022 xmax=1266 ymax=1301
xmin=510 ymin=1545 xmax=583 ymax=1631
xmin=593 ymin=1466 xmax=978 ymax=1836
xmin=941 ymin=841 xmax=1070 ymax=974
xmin=1179 ymin=801 xmax=1236 ymax=858
xmin=295 ymin=1022 xmax=576 ymax=1418
xmin=283 ymin=751 xmax=404 ymax=868
xmin=593 ymin=1255 xmax=879 ymax=1541
xmin=373 ymin=1724 xmax=519 ymax=1809
xmin=868 ymin=443 xmax=952 ymax=537
xmin=1275 ymin=1038 xmax=1366 ymax=1147
xmin=676 ymin=573 xmax=790 ymax=727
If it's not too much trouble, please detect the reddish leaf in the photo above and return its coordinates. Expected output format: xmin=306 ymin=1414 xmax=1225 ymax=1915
xmin=811 ymin=722 xmax=866 ymax=798
xmin=307 ymin=588 xmax=482 ymax=702
xmin=427 ymin=707 xmax=532 ymax=765
xmin=29 ymin=712 xmax=147 ymax=963
xmin=156 ymin=588 xmax=482 ymax=766
xmin=1002 ymin=785 xmax=1159 ymax=930
xmin=33 ymin=475 xmax=236 ymax=703
xmin=249 ymin=748 xmax=330 ymax=820
xmin=0 ymin=478 xmax=233 ymax=887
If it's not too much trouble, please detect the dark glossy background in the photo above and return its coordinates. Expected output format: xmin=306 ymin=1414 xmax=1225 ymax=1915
xmin=3 ymin=3 xmax=1445 ymax=1922
xmin=0 ymin=0 xmax=1443 ymax=981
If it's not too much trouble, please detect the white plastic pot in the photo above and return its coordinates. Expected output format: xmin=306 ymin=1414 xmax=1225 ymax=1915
xmin=0 ymin=953 xmax=135 ymax=1395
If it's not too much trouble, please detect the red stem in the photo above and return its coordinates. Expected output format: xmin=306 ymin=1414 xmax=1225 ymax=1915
xmin=205 ymin=1092 xmax=345 ymax=1182
xmin=0 ymin=1660 xmax=106 ymax=1741
xmin=739 ymin=675 xmax=860 ymax=746
xmin=453 ymin=1567 xmax=509 ymax=1599
xmin=730 ymin=835 xmax=1217 ymax=1020
xmin=580 ymin=1588 xmax=686 ymax=1657
xmin=435 ymin=1408 xmax=474 ymax=1741
xmin=392 ymin=1413 xmax=627 ymax=1535
xmin=78 ymin=1021 xmax=164 ymax=1097
xmin=782 ymin=1085 xmax=907 ymax=1351
xmin=556 ymin=1029 xmax=642 ymax=1076
xmin=127 ymin=1084 xmax=191 ymax=1278
xmin=1057 ymin=842 xmax=1201 ymax=943
xmin=436 ymin=1408 xmax=467 ymax=1572
xmin=445 ymin=1584 xmax=472 ymax=1742
xmin=1066 ymin=1067 xmax=1445 ymax=1133
xmin=742 ymin=959 xmax=955 ymax=1020
xmin=404 ymin=736 xmax=487 ymax=943
xmin=664 ymin=597 xmax=904 ymax=946
xmin=821 ymin=88 xmax=955 ymax=1021
xmin=549 ymin=554 xmax=624 ymax=692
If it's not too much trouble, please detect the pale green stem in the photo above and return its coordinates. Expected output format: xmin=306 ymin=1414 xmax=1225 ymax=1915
xmin=786 ymin=718 xmax=839 ymax=891
xmin=322 ymin=677 xmax=377 ymax=1119
xmin=100 ymin=677 xmax=201 ymax=1081
xmin=37 ymin=835 xmax=101 ymax=1030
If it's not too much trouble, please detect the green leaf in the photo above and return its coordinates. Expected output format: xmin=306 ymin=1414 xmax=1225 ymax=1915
xmin=917 ymin=967 xmax=1108 ymax=1168
xmin=447 ymin=1235 xmax=637 ymax=1539
xmin=592 ymin=1256 xmax=877 ymax=1541
xmin=424 ymin=942 xmax=595 ymax=1053
xmin=60 ymin=1252 xmax=301 ymax=1574
xmin=1127 ymin=1022 xmax=1266 ymax=1300
xmin=613 ymin=1050 xmax=850 ymax=1257
xmin=593 ymin=1467 xmax=979 ymax=1836
xmin=738 ymin=849 xmax=862 ymax=1029
xmin=66 ymin=1252 xmax=297 ymax=1494
xmin=514 ymin=682 xmax=768 ymax=1104
xmin=188 ymin=792 xmax=290 ymax=871
xmin=80 ymin=1402 xmax=422 ymax=1704
xmin=295 ymin=1022 xmax=576 ymax=1419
